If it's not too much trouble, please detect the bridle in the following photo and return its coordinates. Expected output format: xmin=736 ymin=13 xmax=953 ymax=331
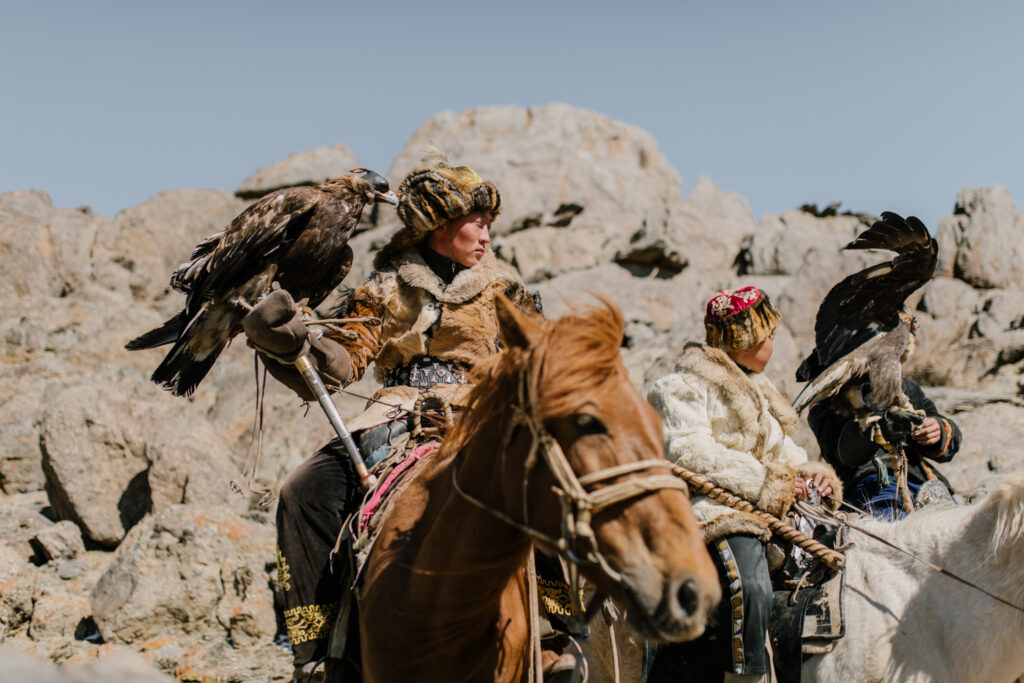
xmin=450 ymin=366 xmax=690 ymax=617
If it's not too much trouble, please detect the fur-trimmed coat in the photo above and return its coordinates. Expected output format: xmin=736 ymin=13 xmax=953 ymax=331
xmin=647 ymin=343 xmax=841 ymax=543
xmin=323 ymin=247 xmax=536 ymax=431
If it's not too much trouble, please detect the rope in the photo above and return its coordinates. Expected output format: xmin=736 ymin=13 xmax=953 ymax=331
xmin=526 ymin=552 xmax=543 ymax=683
xmin=669 ymin=463 xmax=846 ymax=571
xmin=811 ymin=494 xmax=1024 ymax=615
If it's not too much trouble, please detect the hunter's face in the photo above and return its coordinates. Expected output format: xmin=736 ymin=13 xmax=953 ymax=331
xmin=728 ymin=330 xmax=775 ymax=373
xmin=434 ymin=211 xmax=492 ymax=268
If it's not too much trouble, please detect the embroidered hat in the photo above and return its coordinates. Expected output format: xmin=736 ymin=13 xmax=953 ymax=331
xmin=704 ymin=286 xmax=781 ymax=351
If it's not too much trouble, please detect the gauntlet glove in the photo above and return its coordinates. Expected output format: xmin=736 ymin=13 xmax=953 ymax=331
xmin=243 ymin=288 xmax=352 ymax=400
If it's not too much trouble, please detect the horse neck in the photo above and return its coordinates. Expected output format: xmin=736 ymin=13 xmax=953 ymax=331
xmin=847 ymin=491 xmax=1024 ymax=680
xmin=408 ymin=419 xmax=535 ymax=626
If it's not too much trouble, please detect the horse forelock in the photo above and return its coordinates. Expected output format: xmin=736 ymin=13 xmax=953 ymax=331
xmin=529 ymin=296 xmax=626 ymax=420
xmin=448 ymin=297 xmax=626 ymax=451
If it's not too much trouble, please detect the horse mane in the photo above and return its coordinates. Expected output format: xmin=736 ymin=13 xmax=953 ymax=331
xmin=446 ymin=296 xmax=626 ymax=454
xmin=985 ymin=468 xmax=1024 ymax=553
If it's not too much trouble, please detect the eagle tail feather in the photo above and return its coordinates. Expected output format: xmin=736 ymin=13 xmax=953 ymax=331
xmin=125 ymin=315 xmax=184 ymax=350
xmin=150 ymin=340 xmax=224 ymax=397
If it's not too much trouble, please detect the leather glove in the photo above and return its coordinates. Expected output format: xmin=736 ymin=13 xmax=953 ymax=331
xmin=243 ymin=289 xmax=308 ymax=357
xmin=244 ymin=289 xmax=353 ymax=400
xmin=878 ymin=411 xmax=922 ymax=448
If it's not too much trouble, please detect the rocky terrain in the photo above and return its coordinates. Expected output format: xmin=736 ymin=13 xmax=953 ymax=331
xmin=1 ymin=103 xmax=1022 ymax=680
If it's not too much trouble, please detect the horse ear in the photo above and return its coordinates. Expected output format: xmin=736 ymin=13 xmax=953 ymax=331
xmin=495 ymin=295 xmax=541 ymax=350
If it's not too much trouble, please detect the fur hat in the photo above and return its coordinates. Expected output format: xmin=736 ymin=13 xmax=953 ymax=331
xmin=374 ymin=161 xmax=502 ymax=269
xmin=704 ymin=286 xmax=781 ymax=351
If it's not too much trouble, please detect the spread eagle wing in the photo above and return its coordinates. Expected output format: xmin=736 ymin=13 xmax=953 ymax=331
xmin=796 ymin=211 xmax=937 ymax=384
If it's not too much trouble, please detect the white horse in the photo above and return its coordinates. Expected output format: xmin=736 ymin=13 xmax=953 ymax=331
xmin=587 ymin=469 xmax=1024 ymax=683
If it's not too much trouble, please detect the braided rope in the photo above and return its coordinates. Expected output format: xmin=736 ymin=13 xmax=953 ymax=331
xmin=669 ymin=463 xmax=846 ymax=571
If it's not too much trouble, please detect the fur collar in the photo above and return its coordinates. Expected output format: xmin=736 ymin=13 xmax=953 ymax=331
xmin=678 ymin=343 xmax=798 ymax=437
xmin=387 ymin=248 xmax=522 ymax=304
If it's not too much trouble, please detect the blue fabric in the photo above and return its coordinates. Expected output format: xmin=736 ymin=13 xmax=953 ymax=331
xmin=850 ymin=473 xmax=922 ymax=521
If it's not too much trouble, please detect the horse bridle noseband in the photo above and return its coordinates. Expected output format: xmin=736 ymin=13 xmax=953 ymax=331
xmin=450 ymin=369 xmax=690 ymax=618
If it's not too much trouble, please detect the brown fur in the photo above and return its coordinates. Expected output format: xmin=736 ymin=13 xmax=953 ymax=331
xmin=357 ymin=298 xmax=721 ymax=682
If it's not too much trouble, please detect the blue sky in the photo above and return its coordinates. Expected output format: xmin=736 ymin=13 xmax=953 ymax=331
xmin=2 ymin=0 xmax=1022 ymax=231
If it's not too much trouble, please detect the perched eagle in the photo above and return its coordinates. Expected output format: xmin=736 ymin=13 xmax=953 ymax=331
xmin=792 ymin=212 xmax=938 ymax=429
xmin=126 ymin=169 xmax=398 ymax=397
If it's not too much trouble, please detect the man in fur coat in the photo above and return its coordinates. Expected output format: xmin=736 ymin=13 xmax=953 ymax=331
xmin=242 ymin=160 xmax=541 ymax=680
xmin=644 ymin=287 xmax=842 ymax=683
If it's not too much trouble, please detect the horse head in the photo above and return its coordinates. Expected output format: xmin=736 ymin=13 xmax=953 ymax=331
xmin=459 ymin=296 xmax=720 ymax=643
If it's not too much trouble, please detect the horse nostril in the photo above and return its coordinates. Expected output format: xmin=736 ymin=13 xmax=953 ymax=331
xmin=677 ymin=578 xmax=700 ymax=616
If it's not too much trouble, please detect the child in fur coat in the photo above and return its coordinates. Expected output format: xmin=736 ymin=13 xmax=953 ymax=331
xmin=644 ymin=286 xmax=841 ymax=683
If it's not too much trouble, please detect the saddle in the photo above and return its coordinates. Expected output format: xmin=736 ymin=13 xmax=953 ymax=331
xmin=768 ymin=524 xmax=847 ymax=683
xmin=326 ymin=395 xmax=453 ymax=664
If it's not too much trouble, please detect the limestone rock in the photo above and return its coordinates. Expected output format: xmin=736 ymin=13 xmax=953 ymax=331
xmin=742 ymin=209 xmax=875 ymax=277
xmin=0 ymin=191 xmax=110 ymax=300
xmin=90 ymin=505 xmax=277 ymax=650
xmin=92 ymin=189 xmax=248 ymax=307
xmin=918 ymin=277 xmax=981 ymax=321
xmin=0 ymin=505 xmax=55 ymax=562
xmin=938 ymin=186 xmax=1024 ymax=290
xmin=923 ymin=394 xmax=1024 ymax=493
xmin=619 ymin=178 xmax=756 ymax=278
xmin=30 ymin=521 xmax=85 ymax=563
xmin=0 ymin=647 xmax=174 ymax=683
xmin=235 ymin=144 xmax=362 ymax=199
xmin=969 ymin=290 xmax=1024 ymax=339
xmin=388 ymin=104 xmax=687 ymax=281
xmin=39 ymin=376 xmax=243 ymax=547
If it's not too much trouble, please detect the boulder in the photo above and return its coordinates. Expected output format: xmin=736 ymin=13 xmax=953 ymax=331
xmin=917 ymin=277 xmax=981 ymax=321
xmin=30 ymin=522 xmax=85 ymax=563
xmin=969 ymin=290 xmax=1024 ymax=339
xmin=0 ymin=647 xmax=174 ymax=683
xmin=938 ymin=186 xmax=1024 ymax=290
xmin=0 ymin=191 xmax=110 ymax=300
xmin=92 ymin=189 xmax=249 ymax=307
xmin=0 ymin=505 xmax=55 ymax=563
xmin=0 ymin=549 xmax=38 ymax=639
xmin=387 ymin=104 xmax=689 ymax=282
xmin=39 ymin=376 xmax=243 ymax=547
xmin=924 ymin=390 xmax=1024 ymax=493
xmin=235 ymin=144 xmax=362 ymax=199
xmin=90 ymin=505 xmax=277 ymax=651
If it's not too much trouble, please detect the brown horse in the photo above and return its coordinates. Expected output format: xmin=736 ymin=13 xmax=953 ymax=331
xmin=356 ymin=297 xmax=720 ymax=682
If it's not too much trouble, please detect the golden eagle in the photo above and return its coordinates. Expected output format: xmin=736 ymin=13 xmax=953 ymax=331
xmin=126 ymin=169 xmax=398 ymax=396
xmin=792 ymin=212 xmax=938 ymax=429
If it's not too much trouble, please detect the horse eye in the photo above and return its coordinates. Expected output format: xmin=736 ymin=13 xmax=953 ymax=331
xmin=575 ymin=414 xmax=606 ymax=435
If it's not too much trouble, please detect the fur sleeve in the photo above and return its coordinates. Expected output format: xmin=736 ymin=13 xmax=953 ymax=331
xmin=648 ymin=372 xmax=796 ymax=516
xmin=326 ymin=281 xmax=384 ymax=383
xmin=795 ymin=459 xmax=844 ymax=510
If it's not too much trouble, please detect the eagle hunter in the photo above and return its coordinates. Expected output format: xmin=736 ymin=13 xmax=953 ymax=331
xmin=126 ymin=169 xmax=399 ymax=397
xmin=792 ymin=212 xmax=938 ymax=435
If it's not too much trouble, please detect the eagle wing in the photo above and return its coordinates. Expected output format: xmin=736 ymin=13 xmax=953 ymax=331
xmin=171 ymin=188 xmax=318 ymax=317
xmin=796 ymin=212 xmax=937 ymax=382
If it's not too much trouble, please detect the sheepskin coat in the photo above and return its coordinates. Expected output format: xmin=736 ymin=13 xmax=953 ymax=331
xmin=647 ymin=342 xmax=841 ymax=543
xmin=329 ymin=247 xmax=536 ymax=432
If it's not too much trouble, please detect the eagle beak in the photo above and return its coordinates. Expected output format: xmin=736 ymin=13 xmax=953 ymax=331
xmin=376 ymin=190 xmax=399 ymax=206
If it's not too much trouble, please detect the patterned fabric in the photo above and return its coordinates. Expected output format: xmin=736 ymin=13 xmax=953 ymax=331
xmin=703 ymin=286 xmax=781 ymax=351
xmin=706 ymin=286 xmax=764 ymax=319
xmin=276 ymin=545 xmax=292 ymax=592
xmin=283 ymin=602 xmax=340 ymax=644
xmin=538 ymin=578 xmax=576 ymax=617
xmin=384 ymin=354 xmax=469 ymax=389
